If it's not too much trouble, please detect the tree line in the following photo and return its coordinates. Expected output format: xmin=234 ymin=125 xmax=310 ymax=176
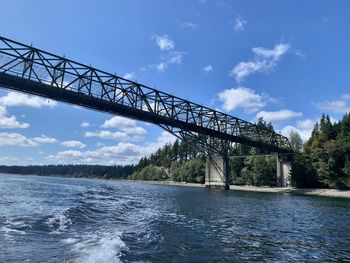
xmin=1 ymin=113 xmax=349 ymax=189
xmin=291 ymin=113 xmax=350 ymax=189
xmin=129 ymin=113 xmax=350 ymax=189
xmin=0 ymin=164 xmax=135 ymax=179
xmin=129 ymin=118 xmax=279 ymax=186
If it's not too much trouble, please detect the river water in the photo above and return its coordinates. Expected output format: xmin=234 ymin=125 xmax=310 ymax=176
xmin=0 ymin=174 xmax=350 ymax=262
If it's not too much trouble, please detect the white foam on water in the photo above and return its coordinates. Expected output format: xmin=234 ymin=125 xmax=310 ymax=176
xmin=46 ymin=210 xmax=72 ymax=234
xmin=74 ymin=230 xmax=127 ymax=263
xmin=1 ymin=226 xmax=26 ymax=235
xmin=62 ymin=237 xmax=78 ymax=244
xmin=0 ymin=218 xmax=29 ymax=236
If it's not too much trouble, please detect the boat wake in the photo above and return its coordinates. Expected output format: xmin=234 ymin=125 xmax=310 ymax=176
xmin=73 ymin=230 xmax=127 ymax=263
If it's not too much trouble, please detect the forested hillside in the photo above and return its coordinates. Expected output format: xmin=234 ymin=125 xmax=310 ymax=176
xmin=0 ymin=164 xmax=135 ymax=179
xmin=130 ymin=113 xmax=350 ymax=189
xmin=130 ymin=117 xmax=279 ymax=186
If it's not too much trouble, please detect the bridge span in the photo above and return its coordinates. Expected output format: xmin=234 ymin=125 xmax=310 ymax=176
xmin=0 ymin=36 xmax=293 ymax=189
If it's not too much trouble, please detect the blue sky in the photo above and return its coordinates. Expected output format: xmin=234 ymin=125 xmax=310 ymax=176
xmin=1 ymin=0 xmax=350 ymax=165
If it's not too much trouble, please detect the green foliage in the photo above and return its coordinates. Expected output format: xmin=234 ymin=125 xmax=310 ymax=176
xmin=0 ymin=164 xmax=134 ymax=179
xmin=231 ymin=156 xmax=276 ymax=186
xmin=129 ymin=164 xmax=168 ymax=181
xmin=292 ymin=113 xmax=350 ymax=189
xmin=3 ymin=114 xmax=349 ymax=189
xmin=291 ymin=154 xmax=319 ymax=188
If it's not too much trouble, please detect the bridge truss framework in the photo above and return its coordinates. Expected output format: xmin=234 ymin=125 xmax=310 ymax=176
xmin=0 ymin=36 xmax=293 ymax=159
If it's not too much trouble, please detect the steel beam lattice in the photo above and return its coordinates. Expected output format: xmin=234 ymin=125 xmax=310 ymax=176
xmin=0 ymin=36 xmax=293 ymax=155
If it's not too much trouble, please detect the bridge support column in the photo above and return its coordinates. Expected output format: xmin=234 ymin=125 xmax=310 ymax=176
xmin=276 ymin=155 xmax=291 ymax=187
xmin=205 ymin=156 xmax=229 ymax=190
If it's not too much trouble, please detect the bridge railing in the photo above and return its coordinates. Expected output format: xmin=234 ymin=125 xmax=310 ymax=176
xmin=0 ymin=36 xmax=293 ymax=153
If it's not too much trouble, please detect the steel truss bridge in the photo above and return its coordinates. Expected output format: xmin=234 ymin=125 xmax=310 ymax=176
xmin=0 ymin=36 xmax=293 ymax=157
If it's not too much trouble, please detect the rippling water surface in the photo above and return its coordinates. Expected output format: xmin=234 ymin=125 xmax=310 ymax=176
xmin=0 ymin=174 xmax=350 ymax=262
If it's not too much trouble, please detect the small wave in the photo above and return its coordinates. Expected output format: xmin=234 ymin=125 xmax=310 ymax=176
xmin=74 ymin=231 xmax=127 ymax=263
xmin=46 ymin=210 xmax=72 ymax=233
xmin=62 ymin=237 xmax=79 ymax=244
xmin=0 ymin=218 xmax=30 ymax=236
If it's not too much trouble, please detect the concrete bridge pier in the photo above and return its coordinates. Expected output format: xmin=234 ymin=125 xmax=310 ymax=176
xmin=276 ymin=154 xmax=292 ymax=187
xmin=205 ymin=156 xmax=230 ymax=190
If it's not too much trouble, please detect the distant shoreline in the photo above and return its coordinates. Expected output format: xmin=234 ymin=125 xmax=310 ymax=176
xmin=1 ymin=173 xmax=349 ymax=199
xmin=128 ymin=180 xmax=350 ymax=199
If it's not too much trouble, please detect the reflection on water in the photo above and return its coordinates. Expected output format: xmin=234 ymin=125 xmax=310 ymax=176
xmin=0 ymin=174 xmax=349 ymax=262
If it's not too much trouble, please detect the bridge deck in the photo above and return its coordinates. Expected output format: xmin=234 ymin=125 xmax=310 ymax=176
xmin=0 ymin=36 xmax=293 ymax=154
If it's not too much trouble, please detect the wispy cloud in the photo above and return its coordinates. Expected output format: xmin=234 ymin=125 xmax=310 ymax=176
xmin=152 ymin=35 xmax=175 ymax=51
xmin=179 ymin=21 xmax=198 ymax=30
xmin=150 ymin=34 xmax=185 ymax=72
xmin=230 ymin=43 xmax=290 ymax=82
xmin=156 ymin=51 xmax=185 ymax=72
xmin=314 ymin=94 xmax=350 ymax=113
xmin=233 ymin=16 xmax=247 ymax=31
xmin=203 ymin=64 xmax=213 ymax=74
xmin=122 ymin=72 xmax=137 ymax=80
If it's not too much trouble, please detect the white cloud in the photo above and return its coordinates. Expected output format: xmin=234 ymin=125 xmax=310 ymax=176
xmin=234 ymin=17 xmax=247 ymax=31
xmin=100 ymin=116 xmax=147 ymax=135
xmin=314 ymin=94 xmax=350 ymax=113
xmin=156 ymin=51 xmax=185 ymax=72
xmin=230 ymin=43 xmax=290 ymax=82
xmin=296 ymin=119 xmax=316 ymax=130
xmin=153 ymin=35 xmax=175 ymax=51
xmin=85 ymin=116 xmax=147 ymax=142
xmin=32 ymin=135 xmax=58 ymax=144
xmin=0 ymin=106 xmax=29 ymax=129
xmin=218 ymin=87 xmax=273 ymax=113
xmin=256 ymin=109 xmax=302 ymax=123
xmin=280 ymin=117 xmax=328 ymax=143
xmin=150 ymin=34 xmax=184 ymax=72
xmin=123 ymin=72 xmax=136 ymax=80
xmin=80 ymin=122 xmax=90 ymax=128
xmin=0 ymin=132 xmax=38 ymax=147
xmin=156 ymin=62 xmax=166 ymax=72
xmin=61 ymin=140 xmax=86 ymax=149
xmin=85 ymin=130 xmax=130 ymax=141
xmin=49 ymin=150 xmax=84 ymax=160
xmin=101 ymin=116 xmax=136 ymax=128
xmin=47 ymin=143 xmax=143 ymax=165
xmin=146 ymin=131 xmax=176 ymax=153
xmin=48 ymin=131 xmax=176 ymax=165
xmin=179 ymin=21 xmax=198 ymax=30
xmin=280 ymin=125 xmax=312 ymax=142
xmin=203 ymin=65 xmax=213 ymax=74
xmin=0 ymin=91 xmax=57 ymax=108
